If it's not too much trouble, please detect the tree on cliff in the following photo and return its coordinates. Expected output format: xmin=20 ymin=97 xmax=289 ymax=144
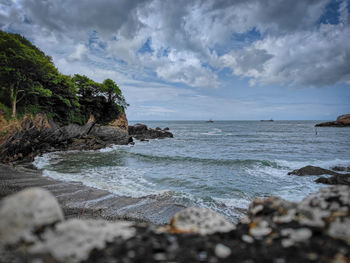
xmin=101 ymin=79 xmax=128 ymax=108
xmin=0 ymin=30 xmax=128 ymax=125
xmin=0 ymin=30 xmax=54 ymax=118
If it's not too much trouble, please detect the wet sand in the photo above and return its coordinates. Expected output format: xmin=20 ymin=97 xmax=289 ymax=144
xmin=0 ymin=164 xmax=184 ymax=225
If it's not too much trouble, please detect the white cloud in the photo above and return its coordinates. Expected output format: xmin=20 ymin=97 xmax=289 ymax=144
xmin=222 ymin=21 xmax=350 ymax=87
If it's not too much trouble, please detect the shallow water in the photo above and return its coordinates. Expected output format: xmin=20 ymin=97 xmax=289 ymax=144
xmin=33 ymin=121 xmax=350 ymax=221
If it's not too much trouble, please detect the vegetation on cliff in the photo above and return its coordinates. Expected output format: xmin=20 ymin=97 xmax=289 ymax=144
xmin=0 ymin=30 xmax=127 ymax=125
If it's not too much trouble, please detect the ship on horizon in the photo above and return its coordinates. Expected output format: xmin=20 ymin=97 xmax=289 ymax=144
xmin=260 ymin=119 xmax=274 ymax=122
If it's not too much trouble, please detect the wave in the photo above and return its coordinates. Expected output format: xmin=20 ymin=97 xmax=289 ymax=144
xmin=120 ymin=150 xmax=282 ymax=167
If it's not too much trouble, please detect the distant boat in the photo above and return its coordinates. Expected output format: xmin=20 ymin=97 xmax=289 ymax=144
xmin=260 ymin=119 xmax=274 ymax=122
xmin=206 ymin=119 xmax=214 ymax=123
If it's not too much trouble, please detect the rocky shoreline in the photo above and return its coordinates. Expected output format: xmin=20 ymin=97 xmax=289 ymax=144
xmin=0 ymin=113 xmax=173 ymax=163
xmin=1 ymin=183 xmax=350 ymax=262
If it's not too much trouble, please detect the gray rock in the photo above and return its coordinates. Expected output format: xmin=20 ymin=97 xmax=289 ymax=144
xmin=0 ymin=187 xmax=64 ymax=244
xmin=89 ymin=124 xmax=129 ymax=144
xmin=215 ymin=243 xmax=231 ymax=258
xmin=169 ymin=207 xmax=235 ymax=235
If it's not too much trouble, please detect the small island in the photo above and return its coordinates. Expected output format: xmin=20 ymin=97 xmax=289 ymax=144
xmin=315 ymin=114 xmax=350 ymax=127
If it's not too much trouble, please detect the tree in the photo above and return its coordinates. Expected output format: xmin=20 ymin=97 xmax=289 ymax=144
xmin=101 ymin=78 xmax=128 ymax=108
xmin=72 ymin=74 xmax=100 ymax=100
xmin=0 ymin=30 xmax=54 ymax=118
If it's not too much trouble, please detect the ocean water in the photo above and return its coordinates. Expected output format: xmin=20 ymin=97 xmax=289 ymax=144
xmin=33 ymin=121 xmax=350 ymax=221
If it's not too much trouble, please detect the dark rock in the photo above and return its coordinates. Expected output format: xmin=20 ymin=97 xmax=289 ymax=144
xmin=331 ymin=166 xmax=350 ymax=172
xmin=164 ymin=127 xmax=170 ymax=131
xmin=332 ymin=166 xmax=346 ymax=171
xmin=128 ymin=123 xmax=173 ymax=141
xmin=89 ymin=124 xmax=129 ymax=144
xmin=315 ymin=174 xmax=350 ymax=185
xmin=315 ymin=113 xmax=350 ymax=127
xmin=288 ymin=165 xmax=339 ymax=176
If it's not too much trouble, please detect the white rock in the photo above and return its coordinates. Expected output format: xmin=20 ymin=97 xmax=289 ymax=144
xmin=170 ymin=207 xmax=235 ymax=235
xmin=242 ymin=234 xmax=254 ymax=243
xmin=0 ymin=187 xmax=64 ymax=244
xmin=30 ymin=219 xmax=136 ymax=263
xmin=249 ymin=220 xmax=272 ymax=238
xmin=215 ymin=243 xmax=231 ymax=258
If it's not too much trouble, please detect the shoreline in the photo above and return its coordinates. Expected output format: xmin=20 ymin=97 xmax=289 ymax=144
xmin=0 ymin=163 xmax=184 ymax=225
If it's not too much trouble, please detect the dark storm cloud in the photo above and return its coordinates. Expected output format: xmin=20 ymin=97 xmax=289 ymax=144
xmin=21 ymin=0 xmax=150 ymax=38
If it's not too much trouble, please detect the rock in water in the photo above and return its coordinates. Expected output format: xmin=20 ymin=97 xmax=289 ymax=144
xmin=315 ymin=174 xmax=350 ymax=185
xmin=288 ymin=165 xmax=339 ymax=176
xmin=315 ymin=113 xmax=350 ymax=127
xmin=0 ymin=187 xmax=64 ymax=244
xmin=128 ymin=123 xmax=173 ymax=140
xmin=169 ymin=207 xmax=235 ymax=235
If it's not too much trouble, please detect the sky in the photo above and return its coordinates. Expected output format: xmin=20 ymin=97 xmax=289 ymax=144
xmin=1 ymin=0 xmax=350 ymax=120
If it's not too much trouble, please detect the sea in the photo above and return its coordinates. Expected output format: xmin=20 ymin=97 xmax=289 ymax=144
xmin=33 ymin=121 xmax=350 ymax=221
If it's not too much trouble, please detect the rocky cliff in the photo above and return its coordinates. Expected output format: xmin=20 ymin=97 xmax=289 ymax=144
xmin=0 ymin=113 xmax=130 ymax=163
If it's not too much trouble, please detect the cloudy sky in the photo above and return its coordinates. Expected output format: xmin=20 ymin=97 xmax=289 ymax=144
xmin=1 ymin=0 xmax=350 ymax=120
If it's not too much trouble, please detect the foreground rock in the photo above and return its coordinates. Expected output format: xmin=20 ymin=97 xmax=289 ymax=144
xmin=315 ymin=113 xmax=350 ymax=127
xmin=128 ymin=123 xmax=173 ymax=140
xmin=288 ymin=165 xmax=350 ymax=185
xmin=2 ymin=186 xmax=350 ymax=262
xmin=0 ymin=113 xmax=130 ymax=163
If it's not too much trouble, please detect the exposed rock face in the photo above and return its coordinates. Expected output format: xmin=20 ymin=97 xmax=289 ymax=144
xmin=288 ymin=165 xmax=339 ymax=176
xmin=0 ymin=113 xmax=130 ymax=163
xmin=2 ymin=186 xmax=350 ymax=262
xmin=315 ymin=113 xmax=350 ymax=127
xmin=128 ymin=123 xmax=173 ymax=140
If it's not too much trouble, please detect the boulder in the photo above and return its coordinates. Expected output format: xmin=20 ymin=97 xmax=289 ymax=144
xmin=288 ymin=165 xmax=339 ymax=176
xmin=169 ymin=207 xmax=235 ymax=235
xmin=0 ymin=187 xmax=64 ymax=244
xmin=315 ymin=113 xmax=350 ymax=127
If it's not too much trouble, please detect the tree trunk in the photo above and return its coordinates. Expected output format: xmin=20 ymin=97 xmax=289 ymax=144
xmin=10 ymin=86 xmax=17 ymax=118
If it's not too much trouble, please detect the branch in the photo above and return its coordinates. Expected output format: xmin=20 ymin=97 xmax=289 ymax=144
xmin=16 ymin=93 xmax=26 ymax=103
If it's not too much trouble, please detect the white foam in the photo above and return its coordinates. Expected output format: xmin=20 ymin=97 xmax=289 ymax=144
xmin=200 ymin=128 xmax=223 ymax=136
xmin=274 ymin=159 xmax=350 ymax=170
xmin=41 ymin=166 xmax=159 ymax=198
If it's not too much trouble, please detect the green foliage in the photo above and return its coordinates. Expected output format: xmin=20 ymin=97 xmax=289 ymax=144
xmin=0 ymin=30 xmax=128 ymax=125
